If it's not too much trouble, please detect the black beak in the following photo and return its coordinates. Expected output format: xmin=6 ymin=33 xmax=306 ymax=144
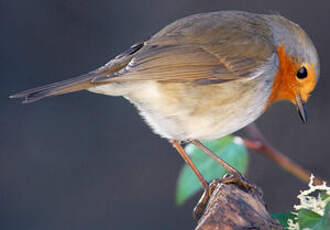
xmin=296 ymin=94 xmax=307 ymax=123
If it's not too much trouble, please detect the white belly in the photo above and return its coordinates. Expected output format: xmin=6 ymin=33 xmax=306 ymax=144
xmin=124 ymin=79 xmax=272 ymax=141
xmin=87 ymin=71 xmax=273 ymax=141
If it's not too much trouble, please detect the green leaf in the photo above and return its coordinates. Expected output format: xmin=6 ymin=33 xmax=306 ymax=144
xmin=321 ymin=192 xmax=329 ymax=201
xmin=298 ymin=209 xmax=323 ymax=229
xmin=317 ymin=202 xmax=330 ymax=230
xmin=271 ymin=212 xmax=296 ymax=228
xmin=324 ymin=201 xmax=330 ymax=220
xmin=296 ymin=202 xmax=330 ymax=229
xmin=175 ymin=136 xmax=249 ymax=205
xmin=272 ymin=205 xmax=330 ymax=229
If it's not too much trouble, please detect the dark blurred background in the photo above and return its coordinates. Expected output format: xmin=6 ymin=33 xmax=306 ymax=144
xmin=1 ymin=0 xmax=329 ymax=229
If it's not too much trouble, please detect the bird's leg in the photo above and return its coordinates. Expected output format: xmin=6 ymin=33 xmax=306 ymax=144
xmin=190 ymin=140 xmax=257 ymax=220
xmin=171 ymin=140 xmax=208 ymax=189
xmin=171 ymin=140 xmax=212 ymax=220
xmin=191 ymin=140 xmax=255 ymax=190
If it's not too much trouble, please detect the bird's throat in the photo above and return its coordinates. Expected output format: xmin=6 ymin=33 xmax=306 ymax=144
xmin=266 ymin=45 xmax=299 ymax=109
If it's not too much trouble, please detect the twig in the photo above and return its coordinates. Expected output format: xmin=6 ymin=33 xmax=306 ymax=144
xmin=243 ymin=124 xmax=324 ymax=185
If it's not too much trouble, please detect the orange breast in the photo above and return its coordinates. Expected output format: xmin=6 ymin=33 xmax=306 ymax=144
xmin=266 ymin=45 xmax=300 ymax=109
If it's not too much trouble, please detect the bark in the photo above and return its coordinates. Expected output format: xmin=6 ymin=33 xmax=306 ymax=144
xmin=195 ymin=180 xmax=283 ymax=230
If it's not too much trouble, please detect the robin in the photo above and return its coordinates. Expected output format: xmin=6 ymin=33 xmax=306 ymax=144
xmin=10 ymin=11 xmax=319 ymax=192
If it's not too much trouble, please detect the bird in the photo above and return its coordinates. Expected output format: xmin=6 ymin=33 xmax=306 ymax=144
xmin=10 ymin=11 xmax=319 ymax=194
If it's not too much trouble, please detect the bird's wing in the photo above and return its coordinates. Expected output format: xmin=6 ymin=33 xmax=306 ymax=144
xmin=11 ymin=12 xmax=277 ymax=103
xmin=93 ymin=11 xmax=276 ymax=85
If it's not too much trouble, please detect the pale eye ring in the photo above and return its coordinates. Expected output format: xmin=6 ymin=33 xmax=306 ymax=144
xmin=297 ymin=66 xmax=308 ymax=79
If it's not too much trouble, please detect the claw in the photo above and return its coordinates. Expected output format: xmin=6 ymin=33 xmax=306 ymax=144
xmin=193 ymin=179 xmax=221 ymax=221
xmin=193 ymin=174 xmax=260 ymax=221
xmin=221 ymin=172 xmax=257 ymax=191
xmin=193 ymin=188 xmax=209 ymax=221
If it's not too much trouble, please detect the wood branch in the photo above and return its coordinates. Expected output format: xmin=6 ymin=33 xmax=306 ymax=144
xmin=195 ymin=180 xmax=283 ymax=230
xmin=244 ymin=123 xmax=324 ymax=185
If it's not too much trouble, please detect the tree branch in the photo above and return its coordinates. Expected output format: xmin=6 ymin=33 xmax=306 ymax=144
xmin=195 ymin=180 xmax=283 ymax=230
xmin=244 ymin=124 xmax=324 ymax=185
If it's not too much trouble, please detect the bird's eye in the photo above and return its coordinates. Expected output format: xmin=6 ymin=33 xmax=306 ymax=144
xmin=297 ymin=66 xmax=308 ymax=79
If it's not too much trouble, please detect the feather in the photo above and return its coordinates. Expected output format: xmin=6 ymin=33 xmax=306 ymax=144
xmin=10 ymin=42 xmax=145 ymax=103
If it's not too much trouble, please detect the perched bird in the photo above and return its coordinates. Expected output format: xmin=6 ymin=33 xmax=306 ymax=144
xmin=10 ymin=11 xmax=319 ymax=192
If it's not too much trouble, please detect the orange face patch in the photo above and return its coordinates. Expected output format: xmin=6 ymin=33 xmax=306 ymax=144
xmin=298 ymin=63 xmax=317 ymax=101
xmin=266 ymin=45 xmax=317 ymax=108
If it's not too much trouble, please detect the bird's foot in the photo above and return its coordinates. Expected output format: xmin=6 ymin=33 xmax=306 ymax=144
xmin=193 ymin=173 xmax=259 ymax=221
xmin=221 ymin=172 xmax=257 ymax=192
xmin=193 ymin=180 xmax=218 ymax=221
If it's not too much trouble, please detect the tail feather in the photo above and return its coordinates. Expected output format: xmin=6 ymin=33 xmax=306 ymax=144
xmin=9 ymin=71 xmax=104 ymax=103
xmin=10 ymin=41 xmax=145 ymax=103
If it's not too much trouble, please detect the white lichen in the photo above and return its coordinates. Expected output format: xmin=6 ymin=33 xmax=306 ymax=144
xmin=287 ymin=175 xmax=330 ymax=230
xmin=287 ymin=218 xmax=299 ymax=230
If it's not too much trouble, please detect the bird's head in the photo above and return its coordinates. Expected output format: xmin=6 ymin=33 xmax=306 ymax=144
xmin=267 ymin=15 xmax=320 ymax=123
